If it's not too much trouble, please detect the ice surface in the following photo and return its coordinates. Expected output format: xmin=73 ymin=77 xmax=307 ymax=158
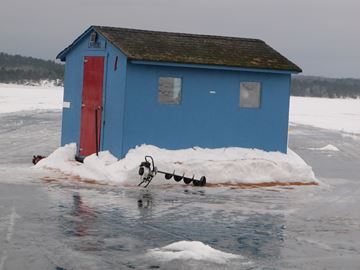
xmin=290 ymin=96 xmax=360 ymax=134
xmin=35 ymin=143 xmax=317 ymax=185
xmin=146 ymin=241 xmax=242 ymax=264
xmin=0 ymin=84 xmax=63 ymax=113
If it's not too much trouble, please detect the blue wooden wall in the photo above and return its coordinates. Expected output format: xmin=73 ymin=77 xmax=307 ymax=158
xmin=60 ymin=29 xmax=292 ymax=158
xmin=121 ymin=63 xmax=291 ymax=157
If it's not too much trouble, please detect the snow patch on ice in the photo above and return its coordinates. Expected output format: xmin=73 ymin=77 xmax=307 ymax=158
xmin=309 ymin=144 xmax=340 ymax=152
xmin=35 ymin=143 xmax=317 ymax=185
xmin=146 ymin=241 xmax=241 ymax=264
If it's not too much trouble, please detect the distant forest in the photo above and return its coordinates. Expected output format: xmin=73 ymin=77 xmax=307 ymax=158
xmin=292 ymin=75 xmax=360 ymax=98
xmin=0 ymin=52 xmax=359 ymax=98
xmin=0 ymin=52 xmax=64 ymax=85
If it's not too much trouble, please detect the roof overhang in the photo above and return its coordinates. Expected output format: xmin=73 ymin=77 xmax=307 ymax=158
xmin=129 ymin=60 xmax=298 ymax=74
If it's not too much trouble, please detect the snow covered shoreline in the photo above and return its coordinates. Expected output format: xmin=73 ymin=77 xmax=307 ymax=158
xmin=35 ymin=143 xmax=317 ymax=186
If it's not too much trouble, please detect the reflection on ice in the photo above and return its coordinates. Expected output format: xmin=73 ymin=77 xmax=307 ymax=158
xmin=52 ymin=184 xmax=290 ymax=269
xmin=70 ymin=193 xmax=97 ymax=237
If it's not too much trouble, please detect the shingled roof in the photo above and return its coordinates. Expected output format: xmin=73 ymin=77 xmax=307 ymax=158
xmin=58 ymin=26 xmax=302 ymax=73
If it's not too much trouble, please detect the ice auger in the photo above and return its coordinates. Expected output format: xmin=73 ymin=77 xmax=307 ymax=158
xmin=137 ymin=156 xmax=206 ymax=188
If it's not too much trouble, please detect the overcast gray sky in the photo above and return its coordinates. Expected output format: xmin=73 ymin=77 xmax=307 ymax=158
xmin=1 ymin=0 xmax=359 ymax=78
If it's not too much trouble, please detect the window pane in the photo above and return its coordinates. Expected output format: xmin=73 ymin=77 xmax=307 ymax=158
xmin=158 ymin=77 xmax=182 ymax=104
xmin=240 ymin=82 xmax=261 ymax=108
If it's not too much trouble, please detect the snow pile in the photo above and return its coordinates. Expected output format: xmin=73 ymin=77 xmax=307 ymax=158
xmin=34 ymin=143 xmax=117 ymax=181
xmin=35 ymin=143 xmax=316 ymax=185
xmin=310 ymin=144 xmax=340 ymax=152
xmin=290 ymin=96 xmax=360 ymax=134
xmin=146 ymin=241 xmax=241 ymax=264
xmin=0 ymin=84 xmax=63 ymax=114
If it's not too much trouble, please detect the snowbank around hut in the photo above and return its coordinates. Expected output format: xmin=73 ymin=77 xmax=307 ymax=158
xmin=146 ymin=241 xmax=242 ymax=264
xmin=34 ymin=143 xmax=317 ymax=185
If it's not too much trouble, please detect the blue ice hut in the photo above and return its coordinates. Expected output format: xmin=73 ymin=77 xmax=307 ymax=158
xmin=57 ymin=26 xmax=301 ymax=158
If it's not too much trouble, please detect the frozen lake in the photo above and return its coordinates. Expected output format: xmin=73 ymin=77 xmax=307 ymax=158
xmin=0 ymin=110 xmax=360 ymax=269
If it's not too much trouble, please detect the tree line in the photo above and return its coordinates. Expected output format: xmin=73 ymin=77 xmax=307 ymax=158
xmin=291 ymin=75 xmax=360 ymax=98
xmin=0 ymin=52 xmax=64 ymax=85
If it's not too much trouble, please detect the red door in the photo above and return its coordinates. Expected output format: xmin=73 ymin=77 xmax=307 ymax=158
xmin=79 ymin=56 xmax=105 ymax=156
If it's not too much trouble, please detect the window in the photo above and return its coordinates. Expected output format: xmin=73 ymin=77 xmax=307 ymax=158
xmin=158 ymin=77 xmax=182 ymax=104
xmin=240 ymin=82 xmax=261 ymax=108
xmin=88 ymin=32 xmax=101 ymax=48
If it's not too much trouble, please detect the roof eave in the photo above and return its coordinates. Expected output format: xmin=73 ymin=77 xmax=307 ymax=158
xmin=129 ymin=59 xmax=300 ymax=74
xmin=290 ymin=65 xmax=302 ymax=74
